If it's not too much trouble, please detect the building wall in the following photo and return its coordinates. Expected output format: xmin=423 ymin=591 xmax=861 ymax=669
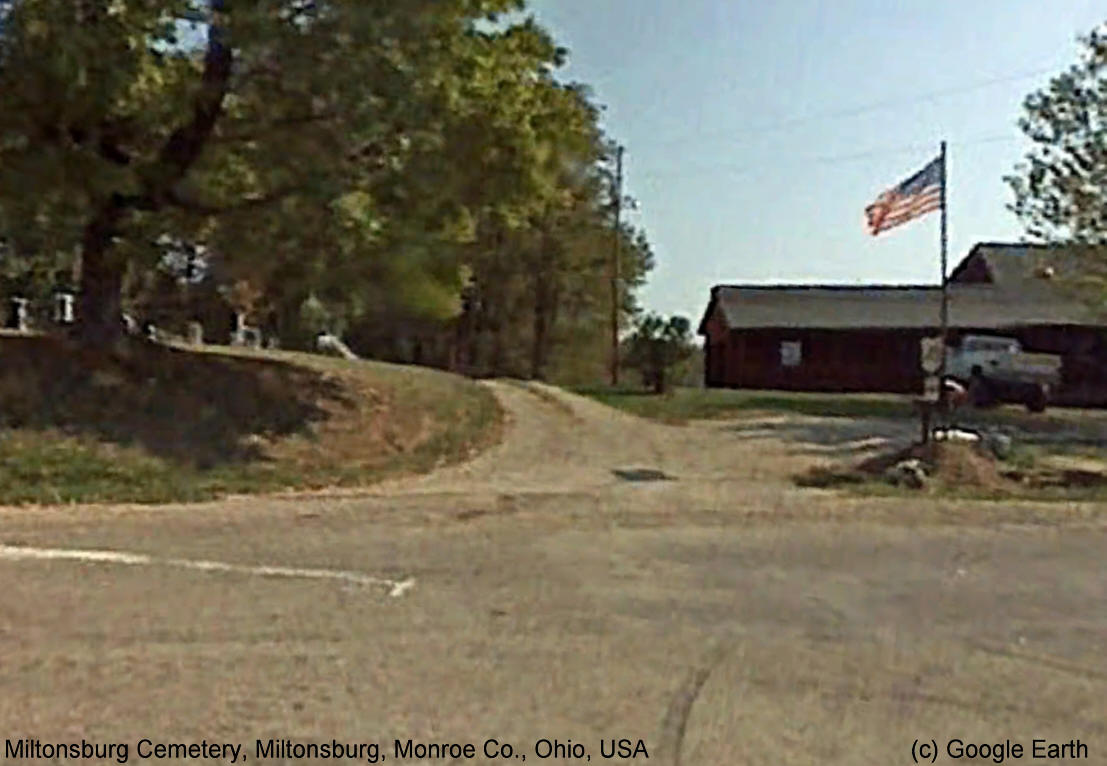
xmin=1014 ymin=325 xmax=1107 ymax=406
xmin=708 ymin=328 xmax=925 ymax=393
xmin=705 ymin=323 xmax=1107 ymax=402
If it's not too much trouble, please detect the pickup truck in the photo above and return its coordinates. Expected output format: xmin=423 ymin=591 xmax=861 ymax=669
xmin=944 ymin=334 xmax=1062 ymax=412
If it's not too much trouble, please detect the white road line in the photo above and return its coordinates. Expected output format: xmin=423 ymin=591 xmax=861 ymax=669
xmin=0 ymin=544 xmax=415 ymax=597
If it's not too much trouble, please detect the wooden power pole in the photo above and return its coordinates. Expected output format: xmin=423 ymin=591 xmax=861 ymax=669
xmin=610 ymin=145 xmax=624 ymax=387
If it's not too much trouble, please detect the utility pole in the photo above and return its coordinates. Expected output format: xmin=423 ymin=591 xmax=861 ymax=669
xmin=610 ymin=144 xmax=624 ymax=387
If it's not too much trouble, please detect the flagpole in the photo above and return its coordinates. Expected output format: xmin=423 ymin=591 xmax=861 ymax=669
xmin=939 ymin=140 xmax=949 ymax=379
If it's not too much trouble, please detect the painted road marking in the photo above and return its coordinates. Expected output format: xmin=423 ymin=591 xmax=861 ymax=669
xmin=0 ymin=544 xmax=415 ymax=597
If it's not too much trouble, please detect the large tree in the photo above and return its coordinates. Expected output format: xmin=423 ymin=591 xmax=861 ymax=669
xmin=0 ymin=0 xmax=521 ymax=345
xmin=1007 ymin=23 xmax=1107 ymax=245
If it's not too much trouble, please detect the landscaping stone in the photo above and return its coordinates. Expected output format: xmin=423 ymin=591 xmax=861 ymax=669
xmin=933 ymin=426 xmax=981 ymax=443
xmin=985 ymin=431 xmax=1014 ymax=460
xmin=886 ymin=458 xmax=928 ymax=489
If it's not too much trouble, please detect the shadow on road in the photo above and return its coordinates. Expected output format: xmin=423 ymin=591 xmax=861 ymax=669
xmin=612 ymin=468 xmax=674 ymax=482
xmin=711 ymin=417 xmax=914 ymax=460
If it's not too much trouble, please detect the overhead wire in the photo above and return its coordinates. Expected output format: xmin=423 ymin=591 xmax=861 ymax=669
xmin=588 ymin=58 xmax=1064 ymax=191
xmin=642 ymin=64 xmax=1061 ymax=150
xmin=633 ymin=133 xmax=1020 ymax=183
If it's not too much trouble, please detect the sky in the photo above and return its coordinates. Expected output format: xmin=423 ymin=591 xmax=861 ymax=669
xmin=526 ymin=0 xmax=1106 ymax=323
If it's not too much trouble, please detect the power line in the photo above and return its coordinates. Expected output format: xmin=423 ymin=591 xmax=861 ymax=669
xmin=634 ymin=133 xmax=1018 ymax=182
xmin=635 ymin=64 xmax=1062 ymax=150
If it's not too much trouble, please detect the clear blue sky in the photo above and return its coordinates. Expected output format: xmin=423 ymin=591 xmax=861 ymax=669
xmin=527 ymin=0 xmax=1105 ymax=322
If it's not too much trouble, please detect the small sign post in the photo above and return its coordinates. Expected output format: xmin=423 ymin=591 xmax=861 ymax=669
xmin=916 ymin=336 xmax=945 ymax=443
xmin=923 ymin=375 xmax=940 ymax=401
xmin=920 ymin=336 xmax=943 ymax=380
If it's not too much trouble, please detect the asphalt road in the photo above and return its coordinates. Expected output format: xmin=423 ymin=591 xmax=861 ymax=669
xmin=1 ymin=382 xmax=1104 ymax=764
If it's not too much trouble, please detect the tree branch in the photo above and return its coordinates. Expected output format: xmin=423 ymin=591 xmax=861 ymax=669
xmin=144 ymin=1 xmax=234 ymax=202
xmin=213 ymin=110 xmax=344 ymax=144
xmin=35 ymin=121 xmax=133 ymax=166
xmin=166 ymin=184 xmax=300 ymax=215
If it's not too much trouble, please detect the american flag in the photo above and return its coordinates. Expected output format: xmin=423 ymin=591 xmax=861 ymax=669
xmin=864 ymin=156 xmax=943 ymax=236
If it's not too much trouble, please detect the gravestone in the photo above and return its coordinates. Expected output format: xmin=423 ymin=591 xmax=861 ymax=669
xmin=186 ymin=321 xmax=204 ymax=346
xmin=230 ymin=312 xmax=246 ymax=346
xmin=53 ymin=291 xmax=75 ymax=325
xmin=315 ymin=331 xmax=359 ymax=360
xmin=6 ymin=297 xmax=28 ymax=331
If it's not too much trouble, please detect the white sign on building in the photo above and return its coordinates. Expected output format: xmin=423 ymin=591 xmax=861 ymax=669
xmin=780 ymin=340 xmax=802 ymax=367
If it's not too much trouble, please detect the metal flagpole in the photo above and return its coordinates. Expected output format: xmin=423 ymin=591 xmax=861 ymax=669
xmin=939 ymin=140 xmax=949 ymax=378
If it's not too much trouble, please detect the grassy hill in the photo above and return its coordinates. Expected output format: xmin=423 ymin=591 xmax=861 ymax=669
xmin=0 ymin=334 xmax=502 ymax=504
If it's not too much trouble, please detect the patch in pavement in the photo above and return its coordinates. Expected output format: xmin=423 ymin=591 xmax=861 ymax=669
xmin=0 ymin=544 xmax=415 ymax=597
xmin=613 ymin=467 xmax=673 ymax=482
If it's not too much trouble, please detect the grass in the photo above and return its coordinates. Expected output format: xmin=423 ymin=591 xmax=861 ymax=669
xmin=0 ymin=335 xmax=502 ymax=504
xmin=577 ymin=384 xmax=1107 ymax=435
xmin=573 ymin=385 xmax=915 ymax=423
xmin=574 ymin=383 xmax=1107 ymax=502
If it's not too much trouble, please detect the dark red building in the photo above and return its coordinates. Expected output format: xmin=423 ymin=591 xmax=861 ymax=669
xmin=698 ymin=243 xmax=1107 ymax=403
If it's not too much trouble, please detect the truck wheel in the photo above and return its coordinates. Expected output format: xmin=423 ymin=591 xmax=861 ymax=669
xmin=1026 ymin=384 xmax=1048 ymax=413
xmin=969 ymin=378 xmax=995 ymax=407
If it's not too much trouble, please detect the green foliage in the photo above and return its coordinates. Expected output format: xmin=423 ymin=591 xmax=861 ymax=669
xmin=1007 ymin=23 xmax=1107 ymax=244
xmin=623 ymin=312 xmax=694 ymax=394
xmin=0 ymin=0 xmax=653 ymax=374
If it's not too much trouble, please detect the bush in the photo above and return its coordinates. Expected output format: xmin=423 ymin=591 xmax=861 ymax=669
xmin=623 ymin=313 xmax=695 ymax=393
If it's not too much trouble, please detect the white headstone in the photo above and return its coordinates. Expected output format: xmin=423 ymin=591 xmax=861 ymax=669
xmin=53 ymin=292 xmax=75 ymax=324
xmin=7 ymin=297 xmax=28 ymax=331
xmin=186 ymin=321 xmax=204 ymax=345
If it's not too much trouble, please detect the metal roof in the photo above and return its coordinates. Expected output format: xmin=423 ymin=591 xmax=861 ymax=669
xmin=700 ymin=244 xmax=1101 ymax=333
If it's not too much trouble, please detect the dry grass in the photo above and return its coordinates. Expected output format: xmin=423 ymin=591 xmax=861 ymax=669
xmin=797 ymin=437 xmax=1107 ymax=501
xmin=857 ymin=442 xmax=1008 ymax=491
xmin=0 ymin=335 xmax=502 ymax=504
xmin=797 ymin=442 xmax=1008 ymax=496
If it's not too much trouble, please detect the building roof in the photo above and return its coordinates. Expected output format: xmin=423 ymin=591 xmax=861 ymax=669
xmin=952 ymin=242 xmax=1106 ymax=297
xmin=699 ymin=243 xmax=1101 ymax=334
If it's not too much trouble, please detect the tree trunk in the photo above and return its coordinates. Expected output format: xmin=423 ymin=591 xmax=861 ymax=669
xmin=488 ymin=301 xmax=505 ymax=377
xmin=76 ymin=199 xmax=129 ymax=348
xmin=452 ymin=286 xmax=476 ymax=374
xmin=467 ymin=294 xmax=485 ymax=376
xmin=530 ymin=275 xmax=549 ymax=381
xmin=72 ymin=12 xmax=233 ymax=348
xmin=651 ymin=344 xmax=666 ymax=394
